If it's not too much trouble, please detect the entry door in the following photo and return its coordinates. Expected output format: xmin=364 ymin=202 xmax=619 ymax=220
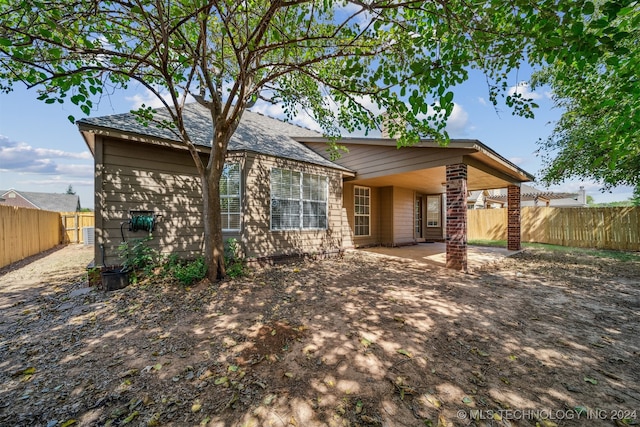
xmin=415 ymin=196 xmax=423 ymax=238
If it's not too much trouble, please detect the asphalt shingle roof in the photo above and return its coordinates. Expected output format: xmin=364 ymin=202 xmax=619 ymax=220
xmin=0 ymin=190 xmax=80 ymax=212
xmin=78 ymin=103 xmax=349 ymax=171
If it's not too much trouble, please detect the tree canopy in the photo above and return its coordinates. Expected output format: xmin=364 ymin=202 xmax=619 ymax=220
xmin=1 ymin=0 xmax=634 ymax=278
xmin=532 ymin=1 xmax=639 ymax=193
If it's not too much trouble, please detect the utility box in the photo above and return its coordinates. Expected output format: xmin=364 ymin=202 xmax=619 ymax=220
xmin=83 ymin=227 xmax=95 ymax=246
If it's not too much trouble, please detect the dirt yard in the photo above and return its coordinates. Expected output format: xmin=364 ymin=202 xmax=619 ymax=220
xmin=0 ymin=245 xmax=638 ymax=427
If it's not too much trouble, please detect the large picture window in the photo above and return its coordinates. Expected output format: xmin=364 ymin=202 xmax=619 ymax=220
xmin=220 ymin=163 xmax=241 ymax=231
xmin=354 ymin=186 xmax=370 ymax=236
xmin=426 ymin=195 xmax=441 ymax=227
xmin=271 ymin=168 xmax=328 ymax=230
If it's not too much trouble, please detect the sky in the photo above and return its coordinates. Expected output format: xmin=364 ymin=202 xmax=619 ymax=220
xmin=0 ymin=69 xmax=634 ymax=210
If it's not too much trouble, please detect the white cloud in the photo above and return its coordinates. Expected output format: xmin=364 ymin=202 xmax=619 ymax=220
xmin=0 ymin=136 xmax=92 ymax=175
xmin=126 ymin=88 xmax=195 ymax=110
xmin=509 ymin=157 xmax=525 ymax=165
xmin=445 ymin=103 xmax=471 ymax=136
xmin=250 ymin=101 xmax=322 ymax=132
xmin=20 ymin=176 xmax=93 ymax=187
xmin=126 ymin=89 xmax=173 ymax=109
xmin=478 ymin=97 xmax=488 ymax=106
xmin=507 ymin=81 xmax=545 ymax=101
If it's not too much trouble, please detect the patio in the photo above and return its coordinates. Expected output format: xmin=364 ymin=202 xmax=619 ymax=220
xmin=359 ymin=242 xmax=519 ymax=270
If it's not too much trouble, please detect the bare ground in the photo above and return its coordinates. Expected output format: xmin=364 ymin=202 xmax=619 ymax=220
xmin=0 ymin=245 xmax=639 ymax=427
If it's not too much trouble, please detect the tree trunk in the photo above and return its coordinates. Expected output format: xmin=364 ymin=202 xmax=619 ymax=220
xmin=202 ymin=170 xmax=226 ymax=281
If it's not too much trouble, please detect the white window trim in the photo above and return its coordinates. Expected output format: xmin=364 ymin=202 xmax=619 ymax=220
xmin=221 ymin=163 xmax=242 ymax=232
xmin=270 ymin=168 xmax=329 ymax=231
xmin=354 ymin=185 xmax=371 ymax=237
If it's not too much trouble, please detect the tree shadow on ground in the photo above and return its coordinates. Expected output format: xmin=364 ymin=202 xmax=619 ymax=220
xmin=0 ymin=248 xmax=638 ymax=427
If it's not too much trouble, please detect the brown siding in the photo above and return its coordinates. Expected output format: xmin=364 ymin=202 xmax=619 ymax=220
xmin=344 ymin=182 xmax=379 ymax=247
xmin=242 ymin=152 xmax=344 ymax=260
xmin=379 ymin=187 xmax=394 ymax=245
xmin=305 ymin=142 xmax=473 ymax=180
xmin=393 ymin=187 xmax=415 ymax=245
xmin=97 ymin=137 xmax=244 ymax=265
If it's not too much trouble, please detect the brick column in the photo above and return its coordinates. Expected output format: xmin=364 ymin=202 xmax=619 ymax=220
xmin=446 ymin=164 xmax=468 ymax=271
xmin=507 ymin=185 xmax=521 ymax=251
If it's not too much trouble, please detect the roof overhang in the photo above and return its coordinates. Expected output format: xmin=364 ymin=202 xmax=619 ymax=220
xmin=298 ymin=137 xmax=534 ymax=183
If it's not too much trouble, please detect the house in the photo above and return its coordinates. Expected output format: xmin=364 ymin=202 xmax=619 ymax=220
xmin=78 ymin=103 xmax=533 ymax=271
xmin=468 ymin=184 xmax=586 ymax=209
xmin=0 ymin=189 xmax=81 ymax=212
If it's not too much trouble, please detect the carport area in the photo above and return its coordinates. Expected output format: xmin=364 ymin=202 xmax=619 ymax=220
xmin=359 ymin=242 xmax=519 ymax=270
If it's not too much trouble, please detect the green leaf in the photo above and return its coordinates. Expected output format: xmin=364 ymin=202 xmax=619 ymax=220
xmin=584 ymin=377 xmax=598 ymax=385
xmin=397 ymin=349 xmax=412 ymax=358
xmin=583 ymin=2 xmax=595 ymax=15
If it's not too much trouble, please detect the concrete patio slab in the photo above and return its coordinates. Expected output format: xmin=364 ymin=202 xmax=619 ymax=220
xmin=359 ymin=242 xmax=519 ymax=270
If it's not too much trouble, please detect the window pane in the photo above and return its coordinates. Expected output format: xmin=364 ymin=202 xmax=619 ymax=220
xmin=354 ymin=186 xmax=370 ymax=236
xmin=271 ymin=168 xmax=327 ymax=230
xmin=426 ymin=195 xmax=440 ymax=227
xmin=220 ymin=163 xmax=241 ymax=230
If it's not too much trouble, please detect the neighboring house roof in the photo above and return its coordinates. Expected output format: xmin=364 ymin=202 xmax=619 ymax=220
xmin=77 ymin=103 xmax=351 ymax=172
xmin=468 ymin=184 xmax=583 ymax=206
xmin=0 ymin=189 xmax=81 ymax=212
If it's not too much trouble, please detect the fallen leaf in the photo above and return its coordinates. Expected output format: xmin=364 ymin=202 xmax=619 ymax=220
xmin=462 ymin=396 xmax=474 ymax=406
xmin=422 ymin=393 xmax=441 ymax=408
xmin=360 ymin=338 xmax=372 ymax=348
xmin=397 ymin=349 xmax=412 ymax=358
xmin=191 ymin=399 xmax=201 ymax=413
xmin=360 ymin=415 xmax=378 ymax=424
xmin=214 ymin=376 xmax=228 ymax=386
xmin=437 ymin=413 xmax=448 ymax=427
xmin=60 ymin=421 xmax=77 ymax=427
xmin=146 ymin=413 xmax=161 ymax=426
xmin=508 ymin=355 xmax=518 ymax=361
xmin=119 ymin=369 xmax=138 ymax=378
xmin=121 ymin=411 xmax=139 ymax=425
xmin=355 ymin=400 xmax=363 ymax=414
xmin=263 ymin=394 xmax=276 ymax=405
xmin=584 ymin=377 xmax=598 ymax=385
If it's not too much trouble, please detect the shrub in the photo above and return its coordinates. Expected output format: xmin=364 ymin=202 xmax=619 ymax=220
xmin=171 ymin=256 xmax=207 ymax=286
xmin=224 ymin=238 xmax=245 ymax=278
xmin=117 ymin=237 xmax=159 ymax=276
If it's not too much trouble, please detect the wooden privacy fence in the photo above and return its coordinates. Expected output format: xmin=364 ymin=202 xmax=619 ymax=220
xmin=468 ymin=206 xmax=640 ymax=251
xmin=0 ymin=205 xmax=62 ymax=268
xmin=0 ymin=206 xmax=95 ymax=268
xmin=60 ymin=211 xmax=95 ymax=244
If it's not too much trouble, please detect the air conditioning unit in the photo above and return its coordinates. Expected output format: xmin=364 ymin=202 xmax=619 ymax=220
xmin=83 ymin=227 xmax=95 ymax=246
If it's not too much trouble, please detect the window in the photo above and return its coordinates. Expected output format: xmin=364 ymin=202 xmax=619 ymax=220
xmin=220 ymin=163 xmax=241 ymax=231
xmin=271 ymin=168 xmax=327 ymax=230
xmin=354 ymin=186 xmax=370 ymax=236
xmin=426 ymin=195 xmax=440 ymax=227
